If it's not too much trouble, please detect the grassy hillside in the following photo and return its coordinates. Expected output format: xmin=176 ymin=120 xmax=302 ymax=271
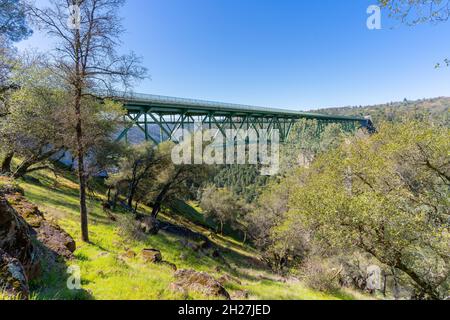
xmin=12 ymin=168 xmax=366 ymax=300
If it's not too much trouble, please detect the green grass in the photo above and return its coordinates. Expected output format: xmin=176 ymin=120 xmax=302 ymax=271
xmin=12 ymin=168 xmax=361 ymax=300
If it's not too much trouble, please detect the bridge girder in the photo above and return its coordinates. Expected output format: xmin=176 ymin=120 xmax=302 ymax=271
xmin=117 ymin=106 xmax=363 ymax=145
xmin=110 ymin=93 xmax=373 ymax=144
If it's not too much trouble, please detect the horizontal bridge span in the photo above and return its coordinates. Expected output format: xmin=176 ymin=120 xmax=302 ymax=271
xmin=117 ymin=92 xmax=368 ymax=122
xmin=109 ymin=92 xmax=374 ymax=144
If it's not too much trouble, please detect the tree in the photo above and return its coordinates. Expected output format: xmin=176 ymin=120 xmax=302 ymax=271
xmin=107 ymin=142 xmax=168 ymax=211
xmin=290 ymin=121 xmax=450 ymax=299
xmin=200 ymin=185 xmax=241 ymax=235
xmin=28 ymin=0 xmax=147 ymax=242
xmin=0 ymin=55 xmax=125 ymax=179
xmin=247 ymin=178 xmax=309 ymax=272
xmin=379 ymin=0 xmax=450 ymax=25
xmin=280 ymin=120 xmax=347 ymax=174
xmin=150 ymin=143 xmax=209 ymax=219
xmin=0 ymin=0 xmax=32 ymax=89
xmin=0 ymin=0 xmax=32 ymax=42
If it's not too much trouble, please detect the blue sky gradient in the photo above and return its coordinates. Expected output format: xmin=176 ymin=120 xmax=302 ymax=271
xmin=18 ymin=0 xmax=450 ymax=110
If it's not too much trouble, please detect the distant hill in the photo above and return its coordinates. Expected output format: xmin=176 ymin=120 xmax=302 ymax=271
xmin=315 ymin=97 xmax=450 ymax=126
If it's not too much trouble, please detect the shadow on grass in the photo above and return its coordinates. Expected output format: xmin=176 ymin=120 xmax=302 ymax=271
xmin=21 ymin=178 xmax=112 ymax=225
xmin=29 ymin=245 xmax=94 ymax=300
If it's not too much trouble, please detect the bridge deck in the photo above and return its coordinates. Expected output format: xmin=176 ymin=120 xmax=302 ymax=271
xmin=110 ymin=92 xmax=374 ymax=143
xmin=118 ymin=92 xmax=367 ymax=122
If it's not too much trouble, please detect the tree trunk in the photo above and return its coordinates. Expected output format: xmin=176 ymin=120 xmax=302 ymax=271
xmin=112 ymin=192 xmax=119 ymax=211
xmin=127 ymin=185 xmax=136 ymax=209
xmin=1 ymin=151 xmax=14 ymax=174
xmin=396 ymin=261 xmax=440 ymax=299
xmin=73 ymin=23 xmax=89 ymax=243
xmin=151 ymin=169 xmax=182 ymax=218
xmin=73 ymin=84 xmax=89 ymax=242
xmin=75 ymin=94 xmax=89 ymax=243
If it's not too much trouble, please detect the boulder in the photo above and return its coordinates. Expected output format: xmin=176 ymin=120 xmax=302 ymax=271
xmin=231 ymin=290 xmax=249 ymax=300
xmin=138 ymin=216 xmax=160 ymax=235
xmin=141 ymin=248 xmax=162 ymax=263
xmin=5 ymin=193 xmax=76 ymax=260
xmin=0 ymin=197 xmax=40 ymax=279
xmin=160 ymin=260 xmax=177 ymax=271
xmin=36 ymin=221 xmax=76 ymax=259
xmin=122 ymin=249 xmax=137 ymax=259
xmin=0 ymin=249 xmax=29 ymax=300
xmin=217 ymin=274 xmax=242 ymax=286
xmin=171 ymin=269 xmax=230 ymax=300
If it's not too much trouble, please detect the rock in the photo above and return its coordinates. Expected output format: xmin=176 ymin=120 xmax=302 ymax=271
xmin=168 ymin=282 xmax=188 ymax=296
xmin=160 ymin=260 xmax=177 ymax=271
xmin=36 ymin=221 xmax=76 ymax=259
xmin=0 ymin=180 xmax=24 ymax=197
xmin=217 ymin=274 xmax=242 ymax=286
xmin=4 ymin=193 xmax=76 ymax=260
xmin=142 ymin=248 xmax=162 ymax=263
xmin=171 ymin=269 xmax=231 ymax=300
xmin=5 ymin=193 xmax=43 ymax=228
xmin=138 ymin=216 xmax=160 ymax=235
xmin=122 ymin=249 xmax=136 ymax=259
xmin=231 ymin=290 xmax=249 ymax=300
xmin=0 ymin=249 xmax=29 ymax=300
xmin=0 ymin=197 xmax=40 ymax=279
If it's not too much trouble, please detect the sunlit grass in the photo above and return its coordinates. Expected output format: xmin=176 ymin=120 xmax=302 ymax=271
xmin=14 ymin=168 xmax=359 ymax=300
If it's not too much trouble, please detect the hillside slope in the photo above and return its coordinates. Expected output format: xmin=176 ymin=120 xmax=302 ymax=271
xmin=317 ymin=97 xmax=450 ymax=125
xmin=7 ymin=168 xmax=365 ymax=300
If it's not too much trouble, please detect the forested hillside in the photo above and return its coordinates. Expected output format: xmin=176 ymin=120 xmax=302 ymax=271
xmin=318 ymin=97 xmax=450 ymax=125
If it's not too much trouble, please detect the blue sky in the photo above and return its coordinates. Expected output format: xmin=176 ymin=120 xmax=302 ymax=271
xmin=17 ymin=0 xmax=450 ymax=110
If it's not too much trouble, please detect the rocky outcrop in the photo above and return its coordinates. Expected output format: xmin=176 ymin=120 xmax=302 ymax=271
xmin=231 ymin=290 xmax=249 ymax=300
xmin=5 ymin=193 xmax=76 ymax=260
xmin=36 ymin=221 xmax=76 ymax=259
xmin=137 ymin=215 xmax=160 ymax=235
xmin=170 ymin=269 xmax=231 ymax=300
xmin=141 ymin=248 xmax=162 ymax=263
xmin=1 ymin=180 xmax=76 ymax=299
xmin=0 ymin=249 xmax=29 ymax=299
xmin=217 ymin=274 xmax=242 ymax=286
xmin=0 ymin=197 xmax=40 ymax=279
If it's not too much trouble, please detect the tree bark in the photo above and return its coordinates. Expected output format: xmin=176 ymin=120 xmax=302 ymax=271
xmin=151 ymin=168 xmax=182 ymax=218
xmin=75 ymin=91 xmax=89 ymax=243
xmin=1 ymin=151 xmax=13 ymax=174
xmin=73 ymin=23 xmax=89 ymax=243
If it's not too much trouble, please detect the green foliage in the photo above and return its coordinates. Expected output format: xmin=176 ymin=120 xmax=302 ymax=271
xmin=319 ymin=97 xmax=450 ymax=127
xmin=199 ymin=185 xmax=248 ymax=235
xmin=0 ymin=56 xmax=125 ymax=178
xmin=0 ymin=0 xmax=32 ymax=43
xmin=212 ymin=165 xmax=268 ymax=202
xmin=289 ymin=121 xmax=450 ymax=299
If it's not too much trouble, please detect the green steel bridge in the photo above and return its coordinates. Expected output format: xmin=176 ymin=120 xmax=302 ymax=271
xmin=114 ymin=92 xmax=374 ymax=144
